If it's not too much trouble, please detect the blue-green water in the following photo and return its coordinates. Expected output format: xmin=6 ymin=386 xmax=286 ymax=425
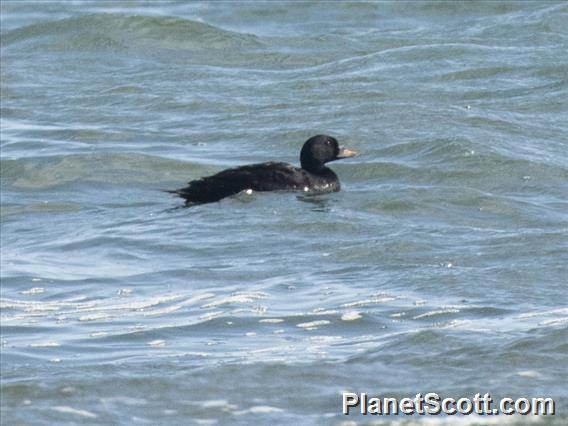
xmin=1 ymin=1 xmax=567 ymax=425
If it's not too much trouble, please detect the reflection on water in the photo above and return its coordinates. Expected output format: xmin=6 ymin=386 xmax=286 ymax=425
xmin=296 ymin=192 xmax=333 ymax=212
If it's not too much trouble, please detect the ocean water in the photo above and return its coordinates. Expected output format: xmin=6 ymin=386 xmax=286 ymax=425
xmin=1 ymin=1 xmax=567 ymax=425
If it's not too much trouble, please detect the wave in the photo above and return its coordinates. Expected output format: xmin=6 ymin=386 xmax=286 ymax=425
xmin=1 ymin=13 xmax=260 ymax=52
xmin=0 ymin=153 xmax=211 ymax=190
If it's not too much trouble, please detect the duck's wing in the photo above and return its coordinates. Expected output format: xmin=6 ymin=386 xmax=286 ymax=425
xmin=173 ymin=162 xmax=305 ymax=204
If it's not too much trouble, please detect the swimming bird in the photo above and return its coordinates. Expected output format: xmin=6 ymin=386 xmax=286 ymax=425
xmin=171 ymin=134 xmax=357 ymax=205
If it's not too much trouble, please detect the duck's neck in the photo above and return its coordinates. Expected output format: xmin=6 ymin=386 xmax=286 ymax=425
xmin=301 ymin=159 xmax=327 ymax=174
xmin=302 ymin=163 xmax=337 ymax=179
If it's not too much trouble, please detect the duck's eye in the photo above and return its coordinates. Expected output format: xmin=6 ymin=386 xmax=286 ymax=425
xmin=326 ymin=140 xmax=332 ymax=146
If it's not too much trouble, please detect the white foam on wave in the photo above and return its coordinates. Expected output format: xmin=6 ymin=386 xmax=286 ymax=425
xmin=79 ymin=313 xmax=113 ymax=322
xmin=517 ymin=370 xmax=541 ymax=378
xmin=0 ymin=292 xmax=216 ymax=325
xmin=200 ymin=399 xmax=238 ymax=409
xmin=1 ymin=290 xmax=229 ymax=349
xmin=514 ymin=307 xmax=568 ymax=327
xmin=307 ymin=335 xmax=342 ymax=344
xmin=29 ymin=341 xmax=60 ymax=347
xmin=200 ymin=291 xmax=269 ymax=308
xmin=539 ymin=317 xmax=568 ymax=326
xmin=412 ymin=309 xmax=460 ymax=320
xmin=312 ymin=308 xmax=337 ymax=315
xmin=430 ymin=306 xmax=568 ymax=334
xmin=515 ymin=307 xmax=568 ymax=319
xmin=199 ymin=310 xmax=224 ymax=322
xmin=234 ymin=405 xmax=284 ymax=415
xmin=20 ymin=287 xmax=44 ymax=295
xmin=341 ymin=311 xmax=362 ymax=321
xmin=297 ymin=320 xmax=330 ymax=329
xmin=342 ymin=296 xmax=397 ymax=308
xmin=52 ymin=406 xmax=97 ymax=419
xmin=143 ymin=293 xmax=216 ymax=316
xmin=258 ymin=318 xmax=284 ymax=323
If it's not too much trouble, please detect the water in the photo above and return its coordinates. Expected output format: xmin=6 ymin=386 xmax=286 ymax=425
xmin=1 ymin=1 xmax=567 ymax=424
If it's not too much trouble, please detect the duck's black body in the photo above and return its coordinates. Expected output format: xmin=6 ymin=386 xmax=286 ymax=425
xmin=171 ymin=135 xmax=356 ymax=205
xmin=174 ymin=161 xmax=337 ymax=204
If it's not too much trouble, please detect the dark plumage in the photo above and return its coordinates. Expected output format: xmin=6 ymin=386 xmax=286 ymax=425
xmin=171 ymin=135 xmax=357 ymax=205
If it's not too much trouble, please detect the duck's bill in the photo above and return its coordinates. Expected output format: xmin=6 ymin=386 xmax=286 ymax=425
xmin=336 ymin=146 xmax=358 ymax=159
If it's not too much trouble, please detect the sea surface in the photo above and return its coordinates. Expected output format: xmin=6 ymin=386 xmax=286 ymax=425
xmin=1 ymin=1 xmax=567 ymax=425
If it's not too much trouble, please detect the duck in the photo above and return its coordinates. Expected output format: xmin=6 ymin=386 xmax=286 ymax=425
xmin=170 ymin=134 xmax=357 ymax=205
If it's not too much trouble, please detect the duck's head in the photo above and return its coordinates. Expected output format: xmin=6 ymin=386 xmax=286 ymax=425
xmin=300 ymin=134 xmax=357 ymax=172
